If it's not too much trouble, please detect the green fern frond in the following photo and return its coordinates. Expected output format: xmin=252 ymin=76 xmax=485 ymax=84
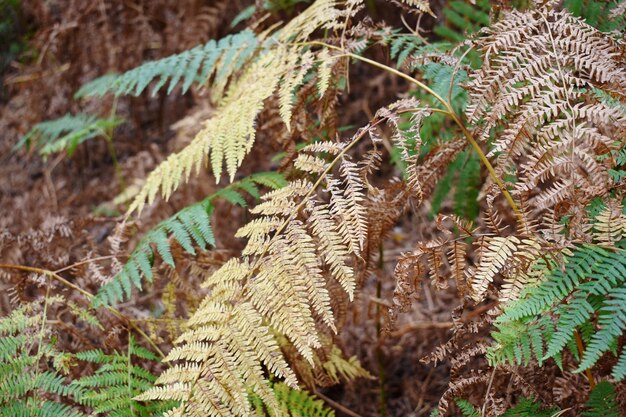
xmin=487 ymin=316 xmax=555 ymax=367
xmin=583 ymin=381 xmax=620 ymax=417
xmin=14 ymin=113 xmax=122 ymax=157
xmin=455 ymin=399 xmax=479 ymax=417
xmin=251 ymin=382 xmax=335 ymax=417
xmin=95 ymin=172 xmax=286 ymax=306
xmin=0 ymin=302 xmax=86 ymax=417
xmin=72 ymin=336 xmax=170 ymax=417
xmin=499 ymin=397 xmax=559 ymax=417
xmin=493 ymin=243 xmax=626 ymax=379
xmin=76 ymin=30 xmax=260 ymax=98
xmin=577 ymin=286 xmax=626 ymax=372
xmin=389 ymin=34 xmax=424 ymax=67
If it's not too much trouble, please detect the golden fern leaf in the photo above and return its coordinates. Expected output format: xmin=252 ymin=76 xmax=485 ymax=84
xmin=469 ymin=235 xmax=520 ymax=301
xmin=467 ymin=6 xmax=626 ymax=212
xmin=126 ymin=0 xmax=356 ymax=215
xmin=138 ymin=265 xmax=298 ymax=417
xmin=279 ymin=51 xmax=314 ymax=131
xmin=306 ymin=200 xmax=356 ymax=299
xmin=316 ymin=49 xmax=336 ymax=98
xmin=593 ymin=200 xmax=626 ymax=245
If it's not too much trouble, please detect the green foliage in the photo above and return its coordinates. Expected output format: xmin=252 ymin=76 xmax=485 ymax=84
xmin=583 ymin=381 xmax=620 ymax=417
xmin=563 ymin=0 xmax=626 ymax=32
xmin=389 ymin=34 xmax=425 ymax=68
xmin=251 ymin=382 xmax=334 ymax=417
xmin=498 ymin=398 xmax=558 ymax=417
xmin=72 ymin=336 xmax=171 ymax=417
xmin=95 ymin=172 xmax=287 ymax=306
xmin=76 ymin=30 xmax=259 ymax=98
xmin=0 ymin=301 xmax=86 ymax=417
xmin=15 ymin=113 xmax=122 ymax=157
xmin=433 ymin=0 xmax=490 ymax=43
xmin=455 ymin=399 xmax=479 ymax=417
xmin=490 ymin=244 xmax=626 ymax=380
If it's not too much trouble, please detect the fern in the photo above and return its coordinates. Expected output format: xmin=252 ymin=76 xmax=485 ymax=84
xmin=106 ymin=0 xmax=353 ymax=214
xmin=76 ymin=30 xmax=259 ymax=99
xmin=455 ymin=399 xmax=479 ymax=417
xmin=138 ymin=100 xmax=423 ymax=416
xmin=72 ymin=336 xmax=171 ymax=417
xmin=490 ymin=243 xmax=626 ymax=379
xmin=499 ymin=398 xmax=559 ymax=417
xmin=583 ymin=381 xmax=620 ymax=417
xmin=251 ymin=382 xmax=334 ymax=417
xmin=14 ymin=113 xmax=122 ymax=157
xmin=95 ymin=172 xmax=287 ymax=306
xmin=467 ymin=6 xmax=626 ymax=212
xmin=0 ymin=301 xmax=86 ymax=417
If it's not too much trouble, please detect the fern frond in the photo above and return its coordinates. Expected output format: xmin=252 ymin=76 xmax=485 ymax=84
xmin=0 ymin=302 xmax=86 ymax=417
xmin=72 ymin=336 xmax=169 ymax=417
xmin=15 ymin=113 xmax=122 ymax=157
xmin=142 ymin=100 xmax=422 ymax=415
xmin=469 ymin=235 xmax=520 ymax=301
xmin=251 ymin=382 xmax=335 ymax=417
xmin=593 ymin=200 xmax=626 ymax=245
xmin=96 ymin=173 xmax=286 ymax=306
xmin=455 ymin=399 xmax=479 ymax=417
xmin=494 ymin=242 xmax=626 ymax=379
xmin=582 ymin=381 xmax=620 ymax=417
xmin=76 ymin=30 xmax=260 ymax=98
xmin=499 ymin=397 xmax=559 ymax=417
xmin=577 ymin=286 xmax=626 ymax=372
xmin=467 ymin=7 xmax=626 ymax=212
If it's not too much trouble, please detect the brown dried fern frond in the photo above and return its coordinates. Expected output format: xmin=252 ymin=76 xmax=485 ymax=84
xmin=467 ymin=6 xmax=626 ymax=213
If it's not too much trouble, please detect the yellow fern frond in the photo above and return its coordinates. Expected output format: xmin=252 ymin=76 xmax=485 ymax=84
xmin=593 ymin=201 xmax=626 ymax=245
xmin=316 ymin=49 xmax=335 ymax=98
xmin=279 ymin=51 xmax=314 ymax=130
xmin=307 ymin=200 xmax=356 ymax=299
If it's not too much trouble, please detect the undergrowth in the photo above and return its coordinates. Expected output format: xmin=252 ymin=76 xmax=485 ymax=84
xmin=3 ymin=0 xmax=626 ymax=415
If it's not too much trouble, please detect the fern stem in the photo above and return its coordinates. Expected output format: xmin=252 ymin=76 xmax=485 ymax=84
xmin=0 ymin=263 xmax=165 ymax=358
xmin=313 ymin=389 xmax=363 ymax=417
xmin=53 ymin=255 xmax=125 ymax=274
xmin=574 ymin=330 xmax=596 ymax=389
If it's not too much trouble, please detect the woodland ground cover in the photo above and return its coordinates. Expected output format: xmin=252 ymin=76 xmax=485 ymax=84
xmin=0 ymin=0 xmax=625 ymax=416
